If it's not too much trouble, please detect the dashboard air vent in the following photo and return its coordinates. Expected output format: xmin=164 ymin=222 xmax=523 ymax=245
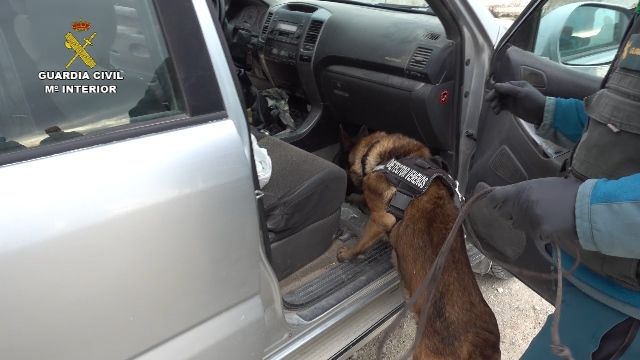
xmin=424 ymin=32 xmax=441 ymax=41
xmin=261 ymin=12 xmax=273 ymax=37
xmin=302 ymin=20 xmax=324 ymax=51
xmin=407 ymin=47 xmax=433 ymax=69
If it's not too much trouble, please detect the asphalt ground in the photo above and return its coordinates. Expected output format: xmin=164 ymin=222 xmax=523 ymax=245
xmin=350 ymin=275 xmax=554 ymax=360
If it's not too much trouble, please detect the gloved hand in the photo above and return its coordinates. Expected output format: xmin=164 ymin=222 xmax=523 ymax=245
xmin=485 ymin=177 xmax=582 ymax=250
xmin=486 ymin=81 xmax=546 ymax=126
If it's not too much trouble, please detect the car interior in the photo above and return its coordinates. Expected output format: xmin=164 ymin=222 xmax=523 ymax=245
xmin=2 ymin=0 xmax=633 ymax=340
xmin=224 ymin=0 xmax=639 ymax=321
xmin=223 ymin=0 xmax=462 ymax=323
xmin=0 ymin=0 xmax=460 ymax=329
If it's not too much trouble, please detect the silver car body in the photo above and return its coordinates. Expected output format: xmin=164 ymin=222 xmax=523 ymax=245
xmin=1 ymin=0 xmax=269 ymax=359
xmin=0 ymin=0 xmax=519 ymax=359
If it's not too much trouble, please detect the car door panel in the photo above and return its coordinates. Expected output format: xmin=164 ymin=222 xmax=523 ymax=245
xmin=467 ymin=45 xmax=603 ymax=195
xmin=466 ymin=38 xmax=605 ymax=301
xmin=136 ymin=295 xmax=266 ymax=360
xmin=493 ymin=46 xmax=601 ymax=98
xmin=0 ymin=120 xmax=265 ymax=360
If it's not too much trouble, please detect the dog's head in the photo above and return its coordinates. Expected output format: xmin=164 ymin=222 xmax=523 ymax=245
xmin=342 ymin=130 xmax=440 ymax=189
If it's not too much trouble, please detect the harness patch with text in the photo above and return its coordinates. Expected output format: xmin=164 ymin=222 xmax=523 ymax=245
xmin=376 ymin=157 xmax=457 ymax=219
xmin=384 ymin=158 xmax=430 ymax=193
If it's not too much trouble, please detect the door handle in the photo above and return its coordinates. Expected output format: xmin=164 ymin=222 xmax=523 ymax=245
xmin=520 ymin=66 xmax=547 ymax=89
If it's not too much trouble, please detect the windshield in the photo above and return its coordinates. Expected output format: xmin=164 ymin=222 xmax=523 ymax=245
xmin=334 ymin=0 xmax=432 ymax=13
xmin=365 ymin=0 xmax=427 ymax=5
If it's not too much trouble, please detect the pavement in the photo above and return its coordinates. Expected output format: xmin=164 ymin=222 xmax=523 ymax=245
xmin=350 ymin=275 xmax=554 ymax=360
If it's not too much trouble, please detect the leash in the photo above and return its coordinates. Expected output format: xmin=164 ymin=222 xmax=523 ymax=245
xmin=376 ymin=187 xmax=578 ymax=360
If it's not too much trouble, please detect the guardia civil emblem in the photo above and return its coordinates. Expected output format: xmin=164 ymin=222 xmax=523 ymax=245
xmin=65 ymin=19 xmax=97 ymax=69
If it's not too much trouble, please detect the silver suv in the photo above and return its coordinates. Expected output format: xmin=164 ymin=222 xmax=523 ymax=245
xmin=0 ymin=0 xmax=633 ymax=359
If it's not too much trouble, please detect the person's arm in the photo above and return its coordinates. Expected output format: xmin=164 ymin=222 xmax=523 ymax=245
xmin=576 ymin=173 xmax=640 ymax=258
xmin=536 ymin=98 xmax=588 ymax=147
xmin=486 ymin=82 xmax=588 ymax=146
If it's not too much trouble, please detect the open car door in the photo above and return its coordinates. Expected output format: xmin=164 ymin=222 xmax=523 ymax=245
xmin=461 ymin=0 xmax=635 ymax=301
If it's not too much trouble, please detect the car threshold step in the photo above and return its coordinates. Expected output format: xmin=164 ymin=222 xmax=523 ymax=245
xmin=282 ymin=241 xmax=393 ymax=311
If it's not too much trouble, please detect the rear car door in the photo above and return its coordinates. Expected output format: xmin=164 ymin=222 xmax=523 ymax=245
xmin=462 ymin=0 xmax=636 ymax=300
xmin=0 ymin=0 xmax=267 ymax=359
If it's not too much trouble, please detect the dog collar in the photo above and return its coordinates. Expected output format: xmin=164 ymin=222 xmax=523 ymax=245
xmin=373 ymin=156 xmax=457 ymax=219
xmin=360 ymin=140 xmax=381 ymax=177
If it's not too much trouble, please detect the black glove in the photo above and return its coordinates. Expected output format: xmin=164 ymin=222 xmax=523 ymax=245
xmin=485 ymin=177 xmax=582 ymax=251
xmin=486 ymin=81 xmax=546 ymax=126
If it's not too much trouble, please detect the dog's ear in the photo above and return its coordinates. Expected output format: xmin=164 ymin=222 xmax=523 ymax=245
xmin=354 ymin=125 xmax=369 ymax=142
xmin=430 ymin=155 xmax=450 ymax=173
xmin=339 ymin=124 xmax=369 ymax=153
xmin=339 ymin=124 xmax=354 ymax=153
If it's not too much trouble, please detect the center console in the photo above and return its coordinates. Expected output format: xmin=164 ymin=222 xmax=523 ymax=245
xmin=260 ymin=3 xmax=328 ymax=66
xmin=264 ymin=20 xmax=304 ymax=64
xmin=254 ymin=4 xmax=331 ymax=141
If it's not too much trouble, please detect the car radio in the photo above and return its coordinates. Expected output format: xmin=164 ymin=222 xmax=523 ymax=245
xmin=264 ymin=21 xmax=303 ymax=65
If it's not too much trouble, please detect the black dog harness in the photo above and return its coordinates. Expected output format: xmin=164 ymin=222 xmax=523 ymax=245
xmin=373 ymin=157 xmax=457 ymax=219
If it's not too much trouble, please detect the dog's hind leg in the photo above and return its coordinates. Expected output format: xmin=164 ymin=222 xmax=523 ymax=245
xmin=337 ymin=211 xmax=396 ymax=262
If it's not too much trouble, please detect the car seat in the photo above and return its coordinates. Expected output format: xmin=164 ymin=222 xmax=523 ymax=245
xmin=256 ymin=133 xmax=347 ymax=279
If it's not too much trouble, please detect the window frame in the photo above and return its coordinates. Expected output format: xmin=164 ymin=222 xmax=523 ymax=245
xmin=0 ymin=0 xmax=227 ymax=167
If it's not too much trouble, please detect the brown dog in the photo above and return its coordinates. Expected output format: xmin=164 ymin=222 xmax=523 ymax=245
xmin=338 ymin=131 xmax=500 ymax=360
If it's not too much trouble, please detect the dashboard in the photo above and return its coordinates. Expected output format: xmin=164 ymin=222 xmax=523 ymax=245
xmin=228 ymin=0 xmax=459 ymax=152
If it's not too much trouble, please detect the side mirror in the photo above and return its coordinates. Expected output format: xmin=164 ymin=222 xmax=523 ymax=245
xmin=558 ymin=4 xmax=631 ymax=66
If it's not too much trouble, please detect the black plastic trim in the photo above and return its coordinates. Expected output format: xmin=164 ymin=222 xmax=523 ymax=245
xmin=0 ymin=111 xmax=227 ymax=168
xmin=204 ymin=0 xmax=250 ymax=112
xmin=492 ymin=0 xmax=545 ymax=55
xmin=154 ymin=0 xmax=225 ymax=115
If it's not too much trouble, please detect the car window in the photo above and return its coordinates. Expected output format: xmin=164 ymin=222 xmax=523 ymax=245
xmin=0 ymin=0 xmax=184 ymax=154
xmin=532 ymin=0 xmax=637 ymax=78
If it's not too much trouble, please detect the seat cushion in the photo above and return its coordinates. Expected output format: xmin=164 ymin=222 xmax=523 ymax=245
xmin=258 ymin=135 xmax=346 ymax=242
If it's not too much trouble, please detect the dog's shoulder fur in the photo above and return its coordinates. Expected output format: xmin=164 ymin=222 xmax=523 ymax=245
xmin=340 ymin=131 xmax=500 ymax=360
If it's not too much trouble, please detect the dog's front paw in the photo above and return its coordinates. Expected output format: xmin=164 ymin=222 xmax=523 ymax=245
xmin=337 ymin=246 xmax=353 ymax=262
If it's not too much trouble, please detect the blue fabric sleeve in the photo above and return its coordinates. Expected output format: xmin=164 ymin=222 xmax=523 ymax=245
xmin=576 ymin=173 xmax=640 ymax=259
xmin=536 ymin=97 xmax=588 ymax=145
